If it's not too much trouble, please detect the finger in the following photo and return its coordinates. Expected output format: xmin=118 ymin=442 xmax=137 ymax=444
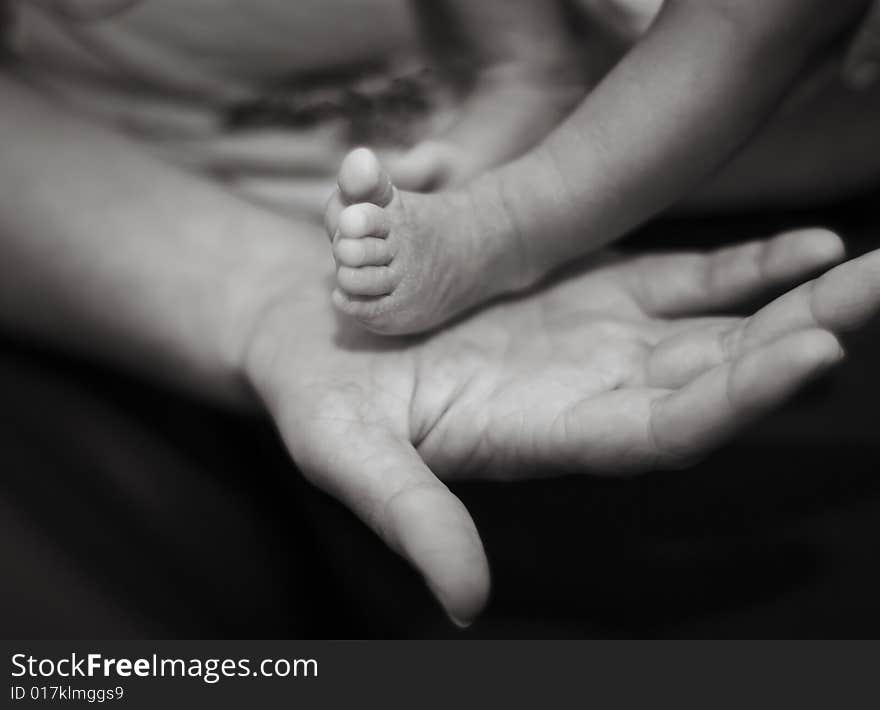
xmin=623 ymin=229 xmax=845 ymax=317
xmin=534 ymin=328 xmax=839 ymax=474
xmin=649 ymin=328 xmax=843 ymax=466
xmin=843 ymin=1 xmax=880 ymax=89
xmin=648 ymin=245 xmax=880 ymax=388
xmin=286 ymin=420 xmax=490 ymax=627
xmin=646 ymin=318 xmax=739 ymax=389
xmin=737 ymin=246 xmax=880 ymax=350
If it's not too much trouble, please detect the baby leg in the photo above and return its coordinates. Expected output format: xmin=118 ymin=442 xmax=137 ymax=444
xmin=393 ymin=0 xmax=587 ymax=191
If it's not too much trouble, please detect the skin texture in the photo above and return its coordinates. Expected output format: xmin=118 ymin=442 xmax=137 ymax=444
xmin=248 ymin=226 xmax=880 ymax=624
xmin=5 ymin=73 xmax=880 ymax=625
xmin=392 ymin=0 xmax=664 ymax=190
xmin=330 ymin=0 xmax=872 ymax=335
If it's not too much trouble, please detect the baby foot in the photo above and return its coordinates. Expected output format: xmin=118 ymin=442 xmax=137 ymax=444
xmin=326 ymin=147 xmax=527 ymax=334
xmin=392 ymin=66 xmax=585 ymax=192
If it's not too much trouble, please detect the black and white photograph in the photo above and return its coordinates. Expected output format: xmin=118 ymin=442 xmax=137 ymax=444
xmin=3 ymin=1 xmax=880 ymax=693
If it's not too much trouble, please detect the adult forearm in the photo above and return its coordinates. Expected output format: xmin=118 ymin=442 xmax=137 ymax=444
xmin=0 ymin=72 xmax=331 ymax=405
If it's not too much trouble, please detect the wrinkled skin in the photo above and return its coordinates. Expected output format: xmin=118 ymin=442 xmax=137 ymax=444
xmin=244 ymin=228 xmax=880 ymax=625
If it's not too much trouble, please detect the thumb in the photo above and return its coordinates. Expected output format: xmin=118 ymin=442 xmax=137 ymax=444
xmin=290 ymin=421 xmax=490 ymax=627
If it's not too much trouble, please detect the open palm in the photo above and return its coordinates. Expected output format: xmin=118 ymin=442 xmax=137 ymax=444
xmin=248 ymin=228 xmax=880 ymax=625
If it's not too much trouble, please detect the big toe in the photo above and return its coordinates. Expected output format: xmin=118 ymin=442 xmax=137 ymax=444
xmin=338 ymin=147 xmax=395 ymax=206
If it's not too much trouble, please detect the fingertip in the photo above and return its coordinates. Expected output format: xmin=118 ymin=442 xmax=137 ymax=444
xmin=812 ymin=249 xmax=880 ymax=332
xmin=448 ymin=614 xmax=473 ymax=630
xmin=771 ymin=228 xmax=846 ymax=277
xmin=723 ymin=329 xmax=843 ymax=422
xmin=796 ymin=228 xmax=846 ymax=264
xmin=793 ymin=328 xmax=845 ymax=370
xmin=748 ymin=329 xmax=844 ymax=395
xmin=428 ymin=558 xmax=491 ymax=630
xmin=389 ymin=486 xmax=491 ymax=627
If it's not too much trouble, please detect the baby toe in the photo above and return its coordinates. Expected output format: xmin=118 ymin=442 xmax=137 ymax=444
xmin=333 ymin=237 xmax=393 ymax=268
xmin=338 ymin=147 xmax=394 ymax=206
xmin=330 ymin=287 xmax=388 ymax=326
xmin=336 ymin=264 xmax=398 ymax=297
xmin=338 ymin=203 xmax=390 ymax=240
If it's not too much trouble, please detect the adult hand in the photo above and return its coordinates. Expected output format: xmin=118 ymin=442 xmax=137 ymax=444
xmin=241 ymin=227 xmax=880 ymax=627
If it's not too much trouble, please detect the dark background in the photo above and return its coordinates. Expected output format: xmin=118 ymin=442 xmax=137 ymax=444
xmin=3 ymin=191 xmax=880 ymax=639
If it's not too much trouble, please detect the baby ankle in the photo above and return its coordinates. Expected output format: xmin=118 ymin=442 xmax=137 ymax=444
xmin=466 ymin=176 xmax=539 ymax=293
